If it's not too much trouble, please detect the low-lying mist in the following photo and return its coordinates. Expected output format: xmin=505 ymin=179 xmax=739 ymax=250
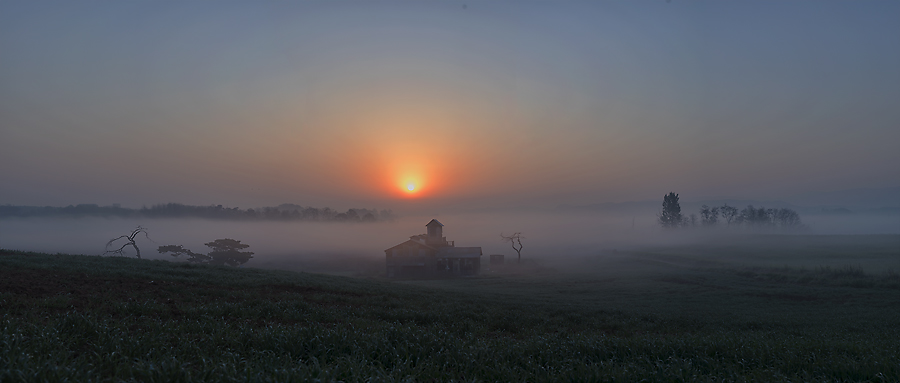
xmin=1 ymin=211 xmax=897 ymax=275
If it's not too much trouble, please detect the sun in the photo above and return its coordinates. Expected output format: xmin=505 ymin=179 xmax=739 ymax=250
xmin=398 ymin=176 xmax=422 ymax=197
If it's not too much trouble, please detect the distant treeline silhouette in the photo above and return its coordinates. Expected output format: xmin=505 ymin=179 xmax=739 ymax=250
xmin=0 ymin=203 xmax=394 ymax=222
xmin=694 ymin=204 xmax=803 ymax=228
xmin=660 ymin=192 xmax=803 ymax=230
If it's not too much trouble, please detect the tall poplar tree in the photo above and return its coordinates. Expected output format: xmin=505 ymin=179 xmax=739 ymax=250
xmin=659 ymin=192 xmax=684 ymax=228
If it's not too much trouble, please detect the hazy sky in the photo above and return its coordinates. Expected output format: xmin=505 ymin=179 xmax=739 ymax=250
xmin=2 ymin=1 xmax=898 ymax=211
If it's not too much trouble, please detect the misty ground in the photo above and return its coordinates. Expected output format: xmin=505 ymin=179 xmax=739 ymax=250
xmin=406 ymin=234 xmax=900 ymax=333
xmin=2 ymin=234 xmax=899 ymax=381
xmin=2 ymin=211 xmax=897 ymax=270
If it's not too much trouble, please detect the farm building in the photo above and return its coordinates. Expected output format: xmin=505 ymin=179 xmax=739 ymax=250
xmin=384 ymin=219 xmax=483 ymax=278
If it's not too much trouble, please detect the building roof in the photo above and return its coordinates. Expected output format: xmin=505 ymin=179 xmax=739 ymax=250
xmin=426 ymin=219 xmax=443 ymax=227
xmin=437 ymin=247 xmax=483 ymax=258
xmin=384 ymin=239 xmax=437 ymax=253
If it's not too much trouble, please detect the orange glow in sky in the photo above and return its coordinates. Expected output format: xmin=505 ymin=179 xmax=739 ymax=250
xmin=288 ymin=88 xmax=503 ymax=203
xmin=320 ymin=97 xmax=473 ymax=201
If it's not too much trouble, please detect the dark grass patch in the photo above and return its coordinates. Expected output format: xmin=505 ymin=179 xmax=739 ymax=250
xmin=726 ymin=264 xmax=900 ymax=289
xmin=2 ymin=249 xmax=900 ymax=381
xmin=656 ymin=276 xmax=733 ymax=290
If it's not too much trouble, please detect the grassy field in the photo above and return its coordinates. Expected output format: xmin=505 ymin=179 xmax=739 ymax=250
xmin=2 ymin=234 xmax=899 ymax=382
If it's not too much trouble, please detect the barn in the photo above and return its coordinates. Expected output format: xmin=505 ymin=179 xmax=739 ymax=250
xmin=384 ymin=219 xmax=483 ymax=278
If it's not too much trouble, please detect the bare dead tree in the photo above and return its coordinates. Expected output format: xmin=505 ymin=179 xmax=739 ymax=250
xmin=104 ymin=226 xmax=150 ymax=258
xmin=501 ymin=232 xmax=524 ymax=264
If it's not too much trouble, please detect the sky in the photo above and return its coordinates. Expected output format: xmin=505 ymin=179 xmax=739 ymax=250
xmin=2 ymin=1 xmax=899 ymax=212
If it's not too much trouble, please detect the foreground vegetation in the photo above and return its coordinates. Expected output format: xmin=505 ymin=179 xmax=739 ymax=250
xmin=2 ymin=236 xmax=899 ymax=382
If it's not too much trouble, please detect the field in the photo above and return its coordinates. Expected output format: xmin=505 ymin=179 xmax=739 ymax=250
xmin=2 ymin=234 xmax=899 ymax=382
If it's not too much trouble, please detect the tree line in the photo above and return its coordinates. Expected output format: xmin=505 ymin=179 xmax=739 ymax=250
xmin=0 ymin=203 xmax=394 ymax=222
xmin=659 ymin=192 xmax=803 ymax=229
xmin=104 ymin=226 xmax=256 ymax=266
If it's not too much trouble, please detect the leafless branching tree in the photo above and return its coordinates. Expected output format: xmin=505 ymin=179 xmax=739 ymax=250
xmin=104 ymin=226 xmax=150 ymax=258
xmin=501 ymin=232 xmax=524 ymax=264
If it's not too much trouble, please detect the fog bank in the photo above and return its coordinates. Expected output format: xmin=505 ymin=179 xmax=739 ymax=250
xmin=2 ymin=210 xmax=897 ymax=274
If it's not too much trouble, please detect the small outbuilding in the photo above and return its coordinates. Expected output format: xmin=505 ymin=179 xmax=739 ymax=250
xmin=385 ymin=219 xmax=483 ymax=278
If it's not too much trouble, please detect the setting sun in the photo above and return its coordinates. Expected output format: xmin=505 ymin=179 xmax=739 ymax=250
xmin=401 ymin=177 xmax=421 ymax=196
xmin=394 ymin=166 xmax=429 ymax=198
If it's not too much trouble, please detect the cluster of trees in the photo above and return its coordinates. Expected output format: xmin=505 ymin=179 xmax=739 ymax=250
xmin=0 ymin=203 xmax=393 ymax=222
xmin=696 ymin=204 xmax=802 ymax=228
xmin=158 ymin=239 xmax=254 ymax=267
xmin=659 ymin=192 xmax=803 ymax=229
